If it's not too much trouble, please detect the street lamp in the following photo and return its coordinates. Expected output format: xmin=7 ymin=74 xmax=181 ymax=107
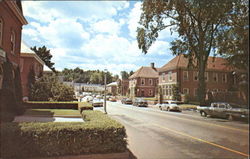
xmin=104 ymin=69 xmax=107 ymax=114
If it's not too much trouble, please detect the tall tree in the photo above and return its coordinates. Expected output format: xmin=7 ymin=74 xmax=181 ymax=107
xmin=121 ymin=71 xmax=130 ymax=80
xmin=31 ymin=46 xmax=56 ymax=73
xmin=137 ymin=0 xmax=238 ymax=105
xmin=129 ymin=71 xmax=134 ymax=77
xmin=216 ymin=0 xmax=249 ymax=70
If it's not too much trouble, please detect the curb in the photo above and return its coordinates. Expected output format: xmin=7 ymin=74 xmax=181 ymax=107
xmin=34 ymin=150 xmax=134 ymax=159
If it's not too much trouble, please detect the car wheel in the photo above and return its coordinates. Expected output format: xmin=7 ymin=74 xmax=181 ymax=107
xmin=159 ymin=106 xmax=162 ymax=110
xmin=227 ymin=114 xmax=233 ymax=121
xmin=200 ymin=111 xmax=207 ymax=117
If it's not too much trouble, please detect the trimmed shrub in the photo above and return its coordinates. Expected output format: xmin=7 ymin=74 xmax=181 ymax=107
xmin=23 ymin=101 xmax=78 ymax=109
xmin=78 ymin=102 xmax=93 ymax=113
xmin=0 ymin=111 xmax=127 ymax=159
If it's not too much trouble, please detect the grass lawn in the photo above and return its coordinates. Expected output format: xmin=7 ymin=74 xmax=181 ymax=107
xmin=23 ymin=109 xmax=81 ymax=117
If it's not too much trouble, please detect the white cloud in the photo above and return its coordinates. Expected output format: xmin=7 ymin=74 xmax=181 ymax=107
xmin=127 ymin=2 xmax=142 ymax=38
xmin=92 ymin=19 xmax=121 ymax=35
xmin=22 ymin=1 xmax=175 ymax=75
xmin=22 ymin=1 xmax=62 ymax=23
xmin=148 ymin=41 xmax=171 ymax=55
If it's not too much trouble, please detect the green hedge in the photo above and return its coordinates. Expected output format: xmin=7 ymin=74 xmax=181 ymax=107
xmin=0 ymin=111 xmax=127 ymax=159
xmin=78 ymin=102 xmax=93 ymax=113
xmin=23 ymin=101 xmax=79 ymax=109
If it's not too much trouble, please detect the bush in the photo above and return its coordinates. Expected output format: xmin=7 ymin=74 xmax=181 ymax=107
xmin=78 ymin=102 xmax=93 ymax=113
xmin=23 ymin=101 xmax=78 ymax=109
xmin=30 ymin=75 xmax=74 ymax=101
xmin=0 ymin=111 xmax=127 ymax=159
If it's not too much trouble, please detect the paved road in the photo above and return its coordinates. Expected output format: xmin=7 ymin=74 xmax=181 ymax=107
xmin=96 ymin=101 xmax=249 ymax=159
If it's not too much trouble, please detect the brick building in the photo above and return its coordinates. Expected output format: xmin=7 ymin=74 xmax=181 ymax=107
xmin=117 ymin=79 xmax=129 ymax=96
xmin=129 ymin=63 xmax=159 ymax=98
xmin=20 ymin=41 xmax=44 ymax=98
xmin=0 ymin=1 xmax=27 ymax=92
xmin=158 ymin=54 xmax=245 ymax=101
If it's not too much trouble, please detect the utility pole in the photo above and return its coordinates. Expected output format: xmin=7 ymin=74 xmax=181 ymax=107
xmin=104 ymin=69 xmax=107 ymax=114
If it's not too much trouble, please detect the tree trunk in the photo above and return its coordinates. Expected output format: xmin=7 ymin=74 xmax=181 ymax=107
xmin=198 ymin=57 xmax=207 ymax=105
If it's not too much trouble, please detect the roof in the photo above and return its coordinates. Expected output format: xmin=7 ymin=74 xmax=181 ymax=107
xmin=20 ymin=41 xmax=45 ymax=65
xmin=129 ymin=66 xmax=159 ymax=79
xmin=159 ymin=54 xmax=235 ymax=72
xmin=107 ymin=82 xmax=118 ymax=87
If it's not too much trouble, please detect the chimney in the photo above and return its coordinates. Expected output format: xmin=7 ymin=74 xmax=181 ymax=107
xmin=150 ymin=62 xmax=155 ymax=69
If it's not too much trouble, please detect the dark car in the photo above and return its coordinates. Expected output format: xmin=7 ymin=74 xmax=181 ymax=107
xmin=121 ymin=98 xmax=132 ymax=104
xmin=132 ymin=98 xmax=148 ymax=107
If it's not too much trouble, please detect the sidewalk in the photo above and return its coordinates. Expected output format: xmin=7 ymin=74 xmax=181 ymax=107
xmin=14 ymin=115 xmax=84 ymax=122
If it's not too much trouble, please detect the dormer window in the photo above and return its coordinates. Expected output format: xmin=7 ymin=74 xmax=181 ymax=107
xmin=11 ymin=30 xmax=16 ymax=54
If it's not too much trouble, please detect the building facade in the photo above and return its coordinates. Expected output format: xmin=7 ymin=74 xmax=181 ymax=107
xmin=20 ymin=42 xmax=44 ymax=97
xmin=117 ymin=79 xmax=129 ymax=96
xmin=129 ymin=63 xmax=159 ymax=98
xmin=107 ymin=82 xmax=118 ymax=96
xmin=158 ymin=55 xmax=245 ymax=101
xmin=0 ymin=0 xmax=27 ymax=92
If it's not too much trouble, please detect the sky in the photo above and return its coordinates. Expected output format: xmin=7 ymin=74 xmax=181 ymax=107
xmin=22 ymin=1 xmax=178 ymax=76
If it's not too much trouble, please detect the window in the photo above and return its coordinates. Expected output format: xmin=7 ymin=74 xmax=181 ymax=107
xmin=141 ymin=78 xmax=145 ymax=85
xmin=213 ymin=73 xmax=218 ymax=82
xmin=205 ymin=72 xmax=209 ymax=81
xmin=222 ymin=73 xmax=227 ymax=83
xmin=183 ymin=88 xmax=189 ymax=95
xmin=11 ymin=30 xmax=16 ymax=54
xmin=194 ymin=88 xmax=198 ymax=96
xmin=183 ymin=71 xmax=189 ymax=81
xmin=0 ymin=18 xmax=3 ymax=46
xmin=193 ymin=71 xmax=198 ymax=81
xmin=149 ymin=89 xmax=153 ymax=96
xmin=162 ymin=73 xmax=165 ymax=81
xmin=169 ymin=85 xmax=172 ymax=96
xmin=168 ymin=71 xmax=172 ymax=81
xmin=149 ymin=79 xmax=153 ymax=85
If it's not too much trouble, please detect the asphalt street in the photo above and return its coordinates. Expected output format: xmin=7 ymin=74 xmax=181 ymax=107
xmin=96 ymin=101 xmax=249 ymax=159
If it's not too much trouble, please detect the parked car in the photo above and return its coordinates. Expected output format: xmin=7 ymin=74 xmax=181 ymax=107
xmin=159 ymin=100 xmax=182 ymax=112
xmin=92 ymin=98 xmax=104 ymax=107
xmin=197 ymin=102 xmax=249 ymax=121
xmin=132 ymin=98 xmax=148 ymax=107
xmin=121 ymin=98 xmax=133 ymax=105
xmin=109 ymin=97 xmax=117 ymax=102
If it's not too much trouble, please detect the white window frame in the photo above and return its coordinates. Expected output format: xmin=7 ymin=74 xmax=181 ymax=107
xmin=149 ymin=79 xmax=153 ymax=85
xmin=11 ymin=30 xmax=15 ymax=54
xmin=213 ymin=73 xmax=218 ymax=83
xmin=141 ymin=78 xmax=145 ymax=85
xmin=149 ymin=89 xmax=153 ymax=96
xmin=0 ymin=18 xmax=3 ymax=46
xmin=222 ymin=73 xmax=227 ymax=83
xmin=183 ymin=71 xmax=189 ymax=81
xmin=193 ymin=71 xmax=198 ymax=81
xmin=183 ymin=88 xmax=189 ymax=95
xmin=162 ymin=73 xmax=165 ymax=81
xmin=168 ymin=71 xmax=172 ymax=81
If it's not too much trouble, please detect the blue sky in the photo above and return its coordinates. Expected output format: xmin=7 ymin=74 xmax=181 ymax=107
xmin=22 ymin=1 xmax=177 ymax=76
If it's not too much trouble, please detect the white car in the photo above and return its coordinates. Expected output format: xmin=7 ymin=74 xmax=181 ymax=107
xmin=159 ymin=100 xmax=182 ymax=112
xmin=92 ymin=98 xmax=104 ymax=107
